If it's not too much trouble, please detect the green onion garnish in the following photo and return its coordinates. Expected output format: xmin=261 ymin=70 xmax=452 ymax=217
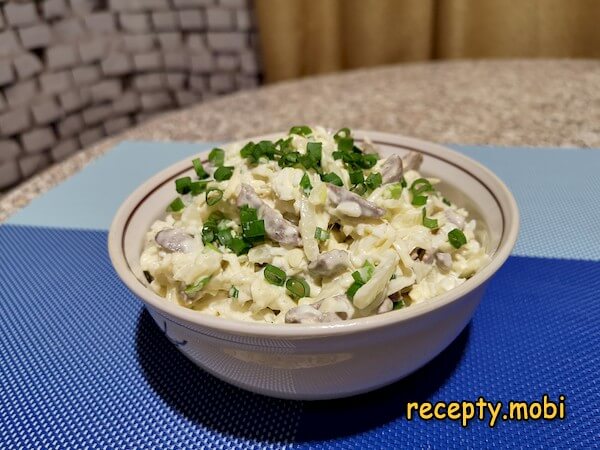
xmin=337 ymin=136 xmax=354 ymax=152
xmin=334 ymin=128 xmax=351 ymax=141
xmin=364 ymin=261 xmax=375 ymax=279
xmin=448 ymin=228 xmax=467 ymax=249
xmin=365 ymin=172 xmax=382 ymax=190
xmin=240 ymin=205 xmax=258 ymax=224
xmin=190 ymin=180 xmax=208 ymax=196
xmin=264 ymin=264 xmax=286 ymax=286
xmin=412 ymin=195 xmax=427 ymax=206
xmin=192 ymin=158 xmax=209 ymax=179
xmin=314 ymin=227 xmax=329 ymax=241
xmin=306 ymin=142 xmax=322 ymax=162
xmin=352 ymin=271 xmax=364 ymax=284
xmin=257 ymin=140 xmax=277 ymax=160
xmin=352 ymin=184 xmax=367 ymax=195
xmin=359 ymin=153 xmax=378 ymax=169
xmin=202 ymin=225 xmax=217 ymax=245
xmin=229 ymin=286 xmax=239 ymax=298
xmin=286 ymin=277 xmax=310 ymax=299
xmin=349 ymin=170 xmax=364 ymax=185
xmin=289 ymin=125 xmax=312 ymax=136
xmin=410 ymin=178 xmax=434 ymax=195
xmin=240 ymin=142 xmax=256 ymax=161
xmin=346 ymin=281 xmax=362 ymax=300
xmin=214 ymin=166 xmax=234 ymax=181
xmin=184 ymin=276 xmax=211 ymax=296
xmin=167 ymin=197 xmax=185 ymax=212
xmin=422 ymin=208 xmax=439 ymax=229
xmin=299 ymin=172 xmax=312 ymax=195
xmin=400 ymin=177 xmax=407 ymax=188
xmin=175 ymin=176 xmax=192 ymax=194
xmin=208 ymin=148 xmax=225 ymax=166
xmin=216 ymin=228 xmax=233 ymax=246
xmin=206 ymin=188 xmax=223 ymax=206
xmin=227 ymin=237 xmax=251 ymax=255
xmin=393 ymin=299 xmax=406 ymax=310
xmin=242 ymin=219 xmax=265 ymax=240
xmin=321 ymin=172 xmax=343 ymax=186
xmin=442 ymin=197 xmax=451 ymax=206
xmin=389 ymin=183 xmax=403 ymax=199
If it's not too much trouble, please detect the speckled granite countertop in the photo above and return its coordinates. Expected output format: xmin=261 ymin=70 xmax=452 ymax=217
xmin=2 ymin=59 xmax=599 ymax=221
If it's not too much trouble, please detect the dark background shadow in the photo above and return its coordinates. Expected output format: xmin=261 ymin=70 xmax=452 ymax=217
xmin=136 ymin=309 xmax=470 ymax=444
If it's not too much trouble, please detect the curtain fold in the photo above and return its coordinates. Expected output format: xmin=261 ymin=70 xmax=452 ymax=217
xmin=255 ymin=0 xmax=600 ymax=83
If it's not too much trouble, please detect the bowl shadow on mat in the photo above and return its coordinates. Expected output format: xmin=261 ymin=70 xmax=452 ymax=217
xmin=135 ymin=309 xmax=470 ymax=444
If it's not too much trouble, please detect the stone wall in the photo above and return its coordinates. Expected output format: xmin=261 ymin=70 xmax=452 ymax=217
xmin=0 ymin=0 xmax=260 ymax=190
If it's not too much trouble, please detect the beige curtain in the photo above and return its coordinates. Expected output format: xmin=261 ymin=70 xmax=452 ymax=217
xmin=255 ymin=0 xmax=600 ymax=83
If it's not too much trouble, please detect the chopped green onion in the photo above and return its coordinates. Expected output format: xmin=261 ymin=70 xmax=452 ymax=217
xmin=289 ymin=125 xmax=312 ymax=136
xmin=190 ymin=180 xmax=208 ymax=196
xmin=365 ymin=172 xmax=382 ymax=190
xmin=184 ymin=276 xmax=211 ymax=296
xmin=286 ymin=277 xmax=310 ymax=299
xmin=332 ymin=151 xmax=343 ymax=160
xmin=143 ymin=270 xmax=153 ymax=283
xmin=306 ymin=142 xmax=322 ymax=162
xmin=264 ymin=264 xmax=286 ymax=286
xmin=278 ymin=151 xmax=299 ymax=167
xmin=448 ymin=228 xmax=467 ymax=249
xmin=208 ymin=148 xmax=225 ymax=166
xmin=299 ymin=172 xmax=312 ymax=195
xmin=201 ymin=225 xmax=215 ymax=244
xmin=240 ymin=205 xmax=258 ymax=224
xmin=175 ymin=176 xmax=192 ymax=194
xmin=410 ymin=178 xmax=434 ymax=195
xmin=240 ymin=142 xmax=256 ymax=160
xmin=334 ymin=128 xmax=351 ymax=141
xmin=389 ymin=183 xmax=403 ymax=199
xmin=352 ymin=183 xmax=367 ymax=195
xmin=422 ymin=208 xmax=439 ymax=229
xmin=352 ymin=271 xmax=364 ymax=284
xmin=400 ymin=177 xmax=407 ymax=188
xmin=412 ymin=195 xmax=427 ymax=206
xmin=167 ymin=197 xmax=185 ymax=212
xmin=206 ymin=188 xmax=223 ymax=206
xmin=257 ymin=140 xmax=277 ymax=160
xmin=349 ymin=170 xmax=364 ymax=185
xmin=314 ymin=227 xmax=329 ymax=241
xmin=242 ymin=219 xmax=265 ymax=239
xmin=359 ymin=153 xmax=378 ymax=169
xmin=363 ymin=260 xmax=375 ymax=279
xmin=352 ymin=261 xmax=374 ymax=285
xmin=206 ymin=211 xmax=226 ymax=224
xmin=337 ymin=136 xmax=354 ymax=152
xmin=227 ymin=237 xmax=251 ymax=255
xmin=321 ymin=172 xmax=343 ymax=186
xmin=192 ymin=158 xmax=209 ymax=179
xmin=346 ymin=281 xmax=362 ymax=300
xmin=229 ymin=286 xmax=239 ymax=298
xmin=216 ymin=228 xmax=233 ymax=246
xmin=393 ymin=299 xmax=406 ymax=310
xmin=214 ymin=166 xmax=234 ymax=181
xmin=442 ymin=197 xmax=451 ymax=206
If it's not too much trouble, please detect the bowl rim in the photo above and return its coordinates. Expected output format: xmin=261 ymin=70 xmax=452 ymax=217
xmin=108 ymin=130 xmax=519 ymax=338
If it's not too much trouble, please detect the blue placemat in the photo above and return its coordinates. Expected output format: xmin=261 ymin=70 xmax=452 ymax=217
xmin=1 ymin=141 xmax=599 ymax=449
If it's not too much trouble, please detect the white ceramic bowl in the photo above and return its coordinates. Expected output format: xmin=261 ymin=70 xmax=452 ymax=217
xmin=108 ymin=130 xmax=519 ymax=400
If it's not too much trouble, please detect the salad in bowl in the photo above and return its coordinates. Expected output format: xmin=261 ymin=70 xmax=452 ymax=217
xmin=140 ymin=126 xmax=490 ymax=324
